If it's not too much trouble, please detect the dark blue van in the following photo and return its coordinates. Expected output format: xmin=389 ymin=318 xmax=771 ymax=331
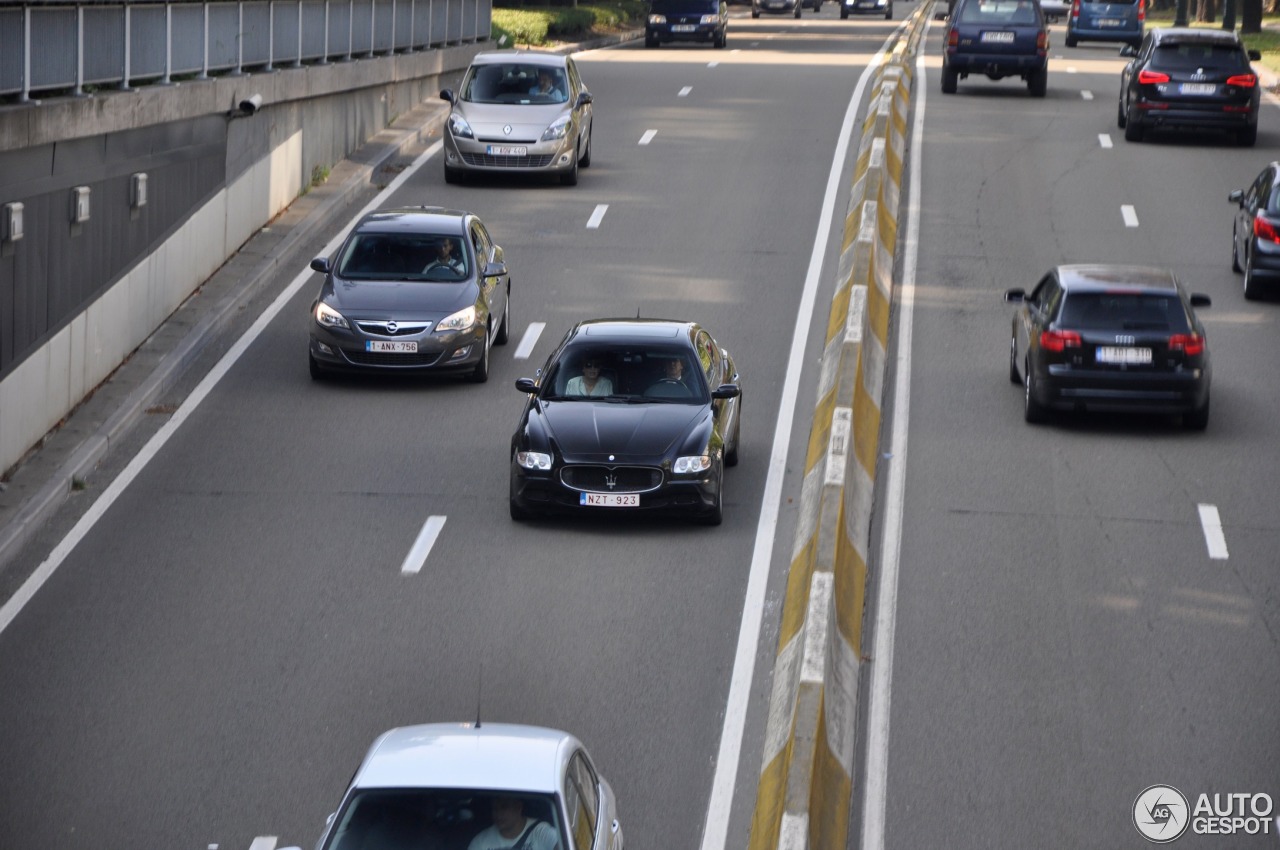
xmin=942 ymin=0 xmax=1050 ymax=97
xmin=1066 ymin=0 xmax=1143 ymax=48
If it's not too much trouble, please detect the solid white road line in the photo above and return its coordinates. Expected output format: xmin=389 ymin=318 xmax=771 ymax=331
xmin=1099 ymin=133 xmax=1113 ymax=148
xmin=514 ymin=322 xmax=545 ymax=360
xmin=679 ymin=85 xmax=693 ymax=96
xmin=1081 ymin=90 xmax=1094 ymax=100
xmin=698 ymin=24 xmax=904 ymax=850
xmin=400 ymin=516 xmax=447 ymax=575
xmin=640 ymin=129 xmax=658 ymax=145
xmin=1122 ymin=204 xmax=1139 ymax=227
xmin=0 ymin=142 xmax=446 ymax=639
xmin=860 ymin=30 xmax=928 ymax=850
xmin=1197 ymin=504 xmax=1229 ymax=560
xmin=586 ymin=204 xmax=609 ymax=229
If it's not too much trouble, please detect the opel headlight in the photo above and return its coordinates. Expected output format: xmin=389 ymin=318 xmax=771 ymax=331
xmin=649 ymin=13 xmax=667 ymax=22
xmin=315 ymin=301 xmax=349 ymax=330
xmin=517 ymin=452 xmax=552 ymax=471
xmin=449 ymin=113 xmax=475 ymax=140
xmin=435 ymin=305 xmax=477 ymax=333
xmin=541 ymin=116 xmax=571 ymax=142
xmin=674 ymin=456 xmax=712 ymax=474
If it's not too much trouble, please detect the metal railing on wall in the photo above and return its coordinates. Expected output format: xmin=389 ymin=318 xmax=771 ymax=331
xmin=0 ymin=0 xmax=492 ymax=101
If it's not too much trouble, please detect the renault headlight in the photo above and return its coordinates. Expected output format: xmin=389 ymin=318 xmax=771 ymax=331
xmin=315 ymin=301 xmax=349 ymax=330
xmin=517 ymin=452 xmax=552 ymax=471
xmin=435 ymin=305 xmax=477 ymax=333
xmin=674 ymin=456 xmax=712 ymax=474
xmin=448 ymin=113 xmax=475 ymax=140
xmin=541 ymin=116 xmax=571 ymax=142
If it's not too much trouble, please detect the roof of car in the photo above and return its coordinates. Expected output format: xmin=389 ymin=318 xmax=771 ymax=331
xmin=471 ymin=50 xmax=568 ymax=68
xmin=1056 ymin=264 xmax=1181 ymax=293
xmin=573 ymin=319 xmax=695 ymax=343
xmin=353 ymin=723 xmax=576 ymax=793
xmin=1149 ymin=26 xmax=1243 ymax=46
xmin=356 ymin=207 xmax=469 ymax=234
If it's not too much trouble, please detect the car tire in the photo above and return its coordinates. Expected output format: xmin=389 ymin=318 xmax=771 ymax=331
xmin=1009 ymin=336 xmax=1021 ymax=385
xmin=469 ymin=331 xmax=490 ymax=383
xmin=645 ymin=33 xmax=660 ymax=46
xmin=1024 ymin=362 xmax=1048 ymax=424
xmin=840 ymin=7 xmax=849 ymax=16
xmin=1231 ymin=225 xmax=1242 ymax=273
xmin=579 ymin=125 xmax=592 ymax=168
xmin=1238 ymin=125 xmax=1258 ymax=147
xmin=1028 ymin=69 xmax=1047 ymax=98
xmin=752 ymin=8 xmax=761 ymax=17
xmin=510 ymin=498 xmax=532 ymax=521
xmin=1123 ymin=108 xmax=1143 ymax=142
xmin=696 ymin=467 xmax=725 ymax=526
xmin=715 ymin=29 xmax=727 ymax=48
xmin=1065 ymin=34 xmax=1077 ymax=47
xmin=495 ymin=287 xmax=511 ymax=346
xmin=725 ymin=405 xmax=742 ymax=467
xmin=941 ymin=66 xmax=958 ymax=94
xmin=1243 ymin=249 xmax=1262 ymax=300
xmin=885 ymin=3 xmax=893 ymax=18
xmin=794 ymin=4 xmax=802 ymax=17
xmin=1184 ymin=397 xmax=1210 ymax=431
xmin=309 ymin=354 xmax=326 ymax=381
xmin=560 ymin=149 xmax=579 ymax=186
xmin=1116 ymin=95 xmax=1127 ymax=128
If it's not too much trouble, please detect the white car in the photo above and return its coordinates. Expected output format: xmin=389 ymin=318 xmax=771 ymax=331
xmin=294 ymin=723 xmax=623 ymax=850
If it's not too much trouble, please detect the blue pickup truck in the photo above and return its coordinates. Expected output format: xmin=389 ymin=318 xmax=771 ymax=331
xmin=942 ymin=0 xmax=1050 ymax=97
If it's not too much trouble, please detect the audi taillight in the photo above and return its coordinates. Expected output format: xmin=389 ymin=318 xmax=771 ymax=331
xmin=1168 ymin=334 xmax=1204 ymax=356
xmin=1226 ymin=73 xmax=1257 ymax=88
xmin=1040 ymin=330 xmax=1082 ymax=352
xmin=1138 ymin=69 xmax=1170 ymax=84
xmin=1255 ymin=216 xmax=1280 ymax=244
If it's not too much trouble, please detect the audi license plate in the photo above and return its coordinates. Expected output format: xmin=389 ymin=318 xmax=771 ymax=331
xmin=1096 ymin=346 xmax=1151 ymax=364
xmin=1180 ymin=83 xmax=1215 ymax=95
xmin=366 ymin=340 xmax=418 ymax=353
xmin=580 ymin=492 xmax=640 ymax=507
xmin=671 ymin=23 xmax=697 ymax=31
xmin=486 ymin=145 xmax=527 ymax=157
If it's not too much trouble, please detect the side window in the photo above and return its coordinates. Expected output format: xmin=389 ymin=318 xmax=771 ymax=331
xmin=564 ymin=753 xmax=597 ymax=849
xmin=567 ymin=59 xmax=581 ymax=94
xmin=470 ymin=224 xmax=492 ymax=264
xmin=695 ymin=331 xmax=719 ymax=386
xmin=1027 ymin=274 xmax=1054 ymax=310
xmin=1042 ymin=278 xmax=1064 ymax=322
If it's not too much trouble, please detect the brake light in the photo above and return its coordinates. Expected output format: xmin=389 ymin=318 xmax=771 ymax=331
xmin=1255 ymin=216 xmax=1280 ymax=244
xmin=1137 ymin=0 xmax=1145 ymax=21
xmin=1040 ymin=329 xmax=1082 ymax=352
xmin=1168 ymin=334 xmax=1204 ymax=356
xmin=948 ymin=28 xmax=959 ymax=47
xmin=1226 ymin=73 xmax=1257 ymax=88
xmin=1070 ymin=0 xmax=1080 ymax=18
xmin=1037 ymin=31 xmax=1049 ymax=50
xmin=1138 ymin=69 xmax=1170 ymax=84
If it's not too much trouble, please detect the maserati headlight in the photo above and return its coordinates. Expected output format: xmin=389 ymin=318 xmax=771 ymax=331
xmin=435 ymin=305 xmax=477 ymax=333
xmin=674 ymin=455 xmax=712 ymax=474
xmin=314 ymin=301 xmax=349 ymax=330
xmin=448 ymin=113 xmax=475 ymax=140
xmin=541 ymin=116 xmax=571 ymax=142
xmin=517 ymin=452 xmax=552 ymax=471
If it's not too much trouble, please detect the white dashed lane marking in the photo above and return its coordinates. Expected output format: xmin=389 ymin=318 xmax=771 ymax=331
xmin=514 ymin=322 xmax=545 ymax=360
xmin=709 ymin=60 xmax=719 ymax=67
xmin=1067 ymin=66 xmax=1078 ymax=73
xmin=400 ymin=516 xmax=447 ymax=575
xmin=1099 ymin=133 xmax=1113 ymax=148
xmin=679 ymin=85 xmax=693 ymax=96
xmin=1198 ymin=504 xmax=1229 ymax=560
xmin=587 ymin=204 xmax=608 ymax=229
xmin=639 ymin=129 xmax=657 ymax=145
xmin=248 ymin=839 xmax=277 ymax=850
xmin=1081 ymin=90 xmax=1094 ymax=100
xmin=1121 ymin=205 xmax=1139 ymax=227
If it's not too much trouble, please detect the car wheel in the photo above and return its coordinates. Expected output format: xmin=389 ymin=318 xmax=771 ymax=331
xmin=752 ymin=8 xmax=761 ymax=16
xmin=1123 ymin=108 xmax=1143 ymax=142
xmin=495 ymin=286 xmax=511 ymax=345
xmin=645 ymin=33 xmax=660 ymax=46
xmin=941 ymin=66 xmax=958 ymax=94
xmin=579 ymin=125 xmax=592 ymax=168
xmin=309 ymin=353 xmax=326 ymax=381
xmin=1184 ymin=397 xmax=1210 ymax=431
xmin=696 ymin=466 xmax=725 ymax=526
xmin=1116 ymin=95 xmax=1127 ymax=128
xmin=1232 ymin=224 xmax=1242 ymax=273
xmin=469 ymin=330 xmax=491 ymax=383
xmin=510 ymin=498 xmax=532 ymax=521
xmin=1243 ymin=249 xmax=1262 ymax=300
xmin=1009 ymin=336 xmax=1021 ymax=385
xmin=725 ymin=405 xmax=742 ymax=467
xmin=1238 ymin=125 xmax=1258 ymax=147
xmin=1065 ymin=34 xmax=1077 ymax=47
xmin=1028 ymin=68 xmax=1047 ymax=98
xmin=560 ymin=149 xmax=579 ymax=186
xmin=840 ymin=7 xmax=849 ymax=17
xmin=715 ymin=29 xmax=727 ymax=48
xmin=794 ymin=3 xmax=802 ymax=16
xmin=885 ymin=3 xmax=893 ymax=18
xmin=1024 ymin=361 xmax=1048 ymax=424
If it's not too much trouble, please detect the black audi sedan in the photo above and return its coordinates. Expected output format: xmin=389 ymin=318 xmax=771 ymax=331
xmin=509 ymin=319 xmax=742 ymax=525
xmin=308 ymin=207 xmax=511 ymax=383
xmin=1229 ymin=161 xmax=1280 ymax=300
xmin=1005 ymin=265 xmax=1212 ymax=429
xmin=1118 ymin=28 xmax=1261 ymax=146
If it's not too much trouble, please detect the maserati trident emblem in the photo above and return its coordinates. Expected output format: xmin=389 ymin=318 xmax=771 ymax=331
xmin=604 ymin=473 xmax=617 ymax=490
xmin=503 ymin=124 xmax=513 ymax=135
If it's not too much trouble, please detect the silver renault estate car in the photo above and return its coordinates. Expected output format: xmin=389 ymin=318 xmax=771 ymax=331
xmin=293 ymin=723 xmax=624 ymax=850
xmin=441 ymin=51 xmax=594 ymax=186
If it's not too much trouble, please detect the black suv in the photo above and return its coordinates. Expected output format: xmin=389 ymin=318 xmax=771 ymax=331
xmin=646 ymin=0 xmax=728 ymax=48
xmin=1118 ymin=28 xmax=1261 ymax=146
xmin=942 ymin=0 xmax=1049 ymax=97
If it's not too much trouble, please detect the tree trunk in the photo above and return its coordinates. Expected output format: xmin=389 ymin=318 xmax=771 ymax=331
xmin=1196 ymin=0 xmax=1217 ymax=22
xmin=1241 ymin=0 xmax=1262 ymax=31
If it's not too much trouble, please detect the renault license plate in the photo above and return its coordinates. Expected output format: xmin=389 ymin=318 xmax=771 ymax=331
xmin=580 ymin=492 xmax=640 ymax=507
xmin=486 ymin=145 xmax=527 ymax=156
xmin=366 ymin=340 xmax=418 ymax=353
xmin=1096 ymin=346 xmax=1151 ymax=364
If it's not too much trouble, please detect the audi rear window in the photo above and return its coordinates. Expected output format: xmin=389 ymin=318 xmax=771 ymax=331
xmin=1058 ymin=293 xmax=1191 ymax=332
xmin=1151 ymin=43 xmax=1249 ymax=72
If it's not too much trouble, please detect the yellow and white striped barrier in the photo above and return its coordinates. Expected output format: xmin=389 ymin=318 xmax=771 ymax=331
xmin=747 ymin=6 xmax=927 ymax=849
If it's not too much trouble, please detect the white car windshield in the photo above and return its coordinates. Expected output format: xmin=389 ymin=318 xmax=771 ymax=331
xmin=323 ymin=788 xmax=565 ymax=850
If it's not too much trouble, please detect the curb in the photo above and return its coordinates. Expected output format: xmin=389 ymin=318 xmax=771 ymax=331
xmin=746 ymin=8 xmax=928 ymax=850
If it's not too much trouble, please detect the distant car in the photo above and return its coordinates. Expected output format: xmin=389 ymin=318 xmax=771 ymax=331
xmin=1229 ymin=162 xmax=1280 ymax=299
xmin=509 ymin=319 xmax=742 ymax=525
xmin=1118 ymin=28 xmax=1261 ymax=146
xmin=752 ymin=0 xmax=812 ymax=20
xmin=440 ymin=51 xmax=593 ymax=185
xmin=1065 ymin=0 xmax=1142 ymax=47
xmin=942 ymin=0 xmax=1050 ymax=97
xmin=1038 ymin=0 xmax=1068 ymax=23
xmin=302 ymin=723 xmax=623 ymax=850
xmin=647 ymin=0 xmax=729 ymax=47
xmin=308 ymin=207 xmax=511 ymax=383
xmin=1005 ymin=265 xmax=1212 ymax=429
xmin=841 ymin=0 xmax=892 ymax=20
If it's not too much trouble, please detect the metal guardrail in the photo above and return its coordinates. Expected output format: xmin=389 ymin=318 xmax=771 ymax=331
xmin=0 ymin=0 xmax=492 ymax=100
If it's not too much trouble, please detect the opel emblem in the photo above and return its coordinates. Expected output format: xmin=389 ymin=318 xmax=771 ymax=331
xmin=503 ymin=124 xmax=513 ymax=135
xmin=386 ymin=321 xmax=398 ymax=334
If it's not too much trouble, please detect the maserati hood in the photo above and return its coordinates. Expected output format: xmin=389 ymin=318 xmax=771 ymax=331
xmin=538 ymin=401 xmax=704 ymax=459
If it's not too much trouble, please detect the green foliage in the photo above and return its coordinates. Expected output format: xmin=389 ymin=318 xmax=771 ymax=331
xmin=550 ymin=8 xmax=597 ymax=35
xmin=492 ymin=9 xmax=552 ymax=45
xmin=492 ymin=1 xmax=647 ymax=45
